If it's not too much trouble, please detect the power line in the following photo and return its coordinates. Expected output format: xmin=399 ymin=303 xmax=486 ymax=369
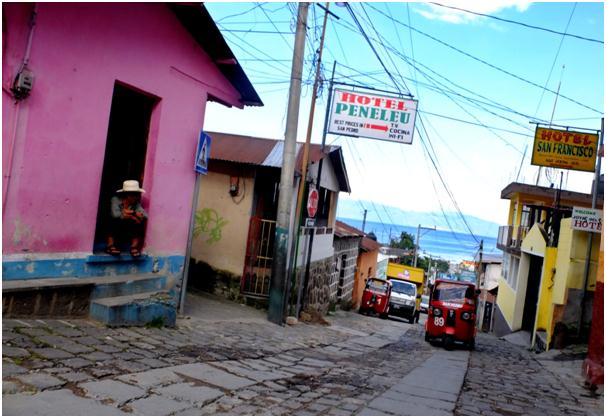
xmin=219 ymin=29 xmax=293 ymax=34
xmin=367 ymin=3 xmax=602 ymax=115
xmin=533 ymin=3 xmax=576 ymax=118
xmin=429 ymin=2 xmax=603 ymax=45
xmin=344 ymin=3 xmax=409 ymax=96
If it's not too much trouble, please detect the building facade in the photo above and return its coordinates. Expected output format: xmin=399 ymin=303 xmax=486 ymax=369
xmin=494 ymin=182 xmax=603 ymax=350
xmin=188 ymin=132 xmax=351 ymax=316
xmin=2 ymin=3 xmax=261 ymax=324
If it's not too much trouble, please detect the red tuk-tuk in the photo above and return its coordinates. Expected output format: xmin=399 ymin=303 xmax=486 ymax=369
xmin=359 ymin=278 xmax=392 ymax=319
xmin=425 ymin=279 xmax=478 ymax=350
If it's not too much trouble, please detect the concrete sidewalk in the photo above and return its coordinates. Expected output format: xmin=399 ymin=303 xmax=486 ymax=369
xmin=359 ymin=349 xmax=469 ymax=416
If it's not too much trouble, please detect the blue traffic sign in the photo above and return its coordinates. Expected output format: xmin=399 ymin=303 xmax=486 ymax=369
xmin=195 ymin=132 xmax=211 ymax=175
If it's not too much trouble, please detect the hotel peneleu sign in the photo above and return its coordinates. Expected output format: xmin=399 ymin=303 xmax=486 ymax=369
xmin=328 ymin=89 xmax=418 ymax=144
xmin=531 ymin=127 xmax=598 ymax=172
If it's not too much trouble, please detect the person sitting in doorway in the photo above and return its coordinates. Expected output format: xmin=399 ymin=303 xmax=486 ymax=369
xmin=106 ymin=180 xmax=147 ymax=257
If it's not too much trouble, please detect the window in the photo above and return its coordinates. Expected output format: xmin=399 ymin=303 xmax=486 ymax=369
xmin=520 ymin=206 xmax=531 ymax=228
xmin=510 ymin=257 xmax=519 ymax=290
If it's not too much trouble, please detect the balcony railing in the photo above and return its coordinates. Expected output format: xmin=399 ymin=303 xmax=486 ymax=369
xmin=497 ymin=225 xmax=529 ymax=252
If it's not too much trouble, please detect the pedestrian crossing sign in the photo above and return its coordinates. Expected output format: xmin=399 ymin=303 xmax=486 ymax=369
xmin=195 ymin=132 xmax=211 ymax=175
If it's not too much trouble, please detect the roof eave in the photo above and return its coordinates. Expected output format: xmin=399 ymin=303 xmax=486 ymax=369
xmin=168 ymin=3 xmax=263 ymax=107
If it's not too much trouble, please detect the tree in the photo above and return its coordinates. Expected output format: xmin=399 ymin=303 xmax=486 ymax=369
xmin=389 ymin=231 xmax=416 ymax=265
xmin=389 ymin=231 xmax=415 ymax=250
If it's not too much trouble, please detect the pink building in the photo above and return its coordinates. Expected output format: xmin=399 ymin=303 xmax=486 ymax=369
xmin=2 ymin=3 xmax=262 ymax=324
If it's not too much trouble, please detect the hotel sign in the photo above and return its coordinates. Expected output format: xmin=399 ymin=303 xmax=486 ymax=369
xmin=328 ymin=89 xmax=418 ymax=144
xmin=571 ymin=207 xmax=602 ymax=233
xmin=531 ymin=127 xmax=598 ymax=172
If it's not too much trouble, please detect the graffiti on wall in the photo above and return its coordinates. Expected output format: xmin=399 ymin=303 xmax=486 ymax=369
xmin=194 ymin=208 xmax=228 ymax=244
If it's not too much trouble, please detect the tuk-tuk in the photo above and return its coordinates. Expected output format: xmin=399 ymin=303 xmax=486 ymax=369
xmin=425 ymin=279 xmax=478 ymax=350
xmin=359 ymin=277 xmax=392 ymax=319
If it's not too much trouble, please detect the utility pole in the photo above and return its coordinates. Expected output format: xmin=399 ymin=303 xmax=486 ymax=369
xmin=578 ymin=117 xmax=604 ymax=337
xmin=413 ymin=224 xmax=436 ymax=268
xmin=477 ymin=240 xmax=484 ymax=289
xmin=362 ymin=209 xmax=368 ymax=233
xmin=268 ymin=2 xmax=308 ymax=325
xmin=294 ymin=2 xmax=332 ymax=318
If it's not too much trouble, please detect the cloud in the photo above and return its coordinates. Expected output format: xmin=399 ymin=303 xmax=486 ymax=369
xmin=415 ymin=1 xmax=532 ymax=25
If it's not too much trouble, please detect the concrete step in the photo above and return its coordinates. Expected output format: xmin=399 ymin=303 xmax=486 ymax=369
xmin=90 ymin=274 xmax=167 ymax=300
xmin=90 ymin=291 xmax=176 ymax=327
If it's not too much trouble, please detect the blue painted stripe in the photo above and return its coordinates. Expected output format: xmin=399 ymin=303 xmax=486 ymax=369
xmin=2 ymin=255 xmax=185 ymax=281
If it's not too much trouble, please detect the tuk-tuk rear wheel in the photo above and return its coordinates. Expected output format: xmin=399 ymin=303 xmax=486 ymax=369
xmin=467 ymin=338 xmax=475 ymax=350
xmin=443 ymin=335 xmax=455 ymax=351
xmin=424 ymin=331 xmax=430 ymax=342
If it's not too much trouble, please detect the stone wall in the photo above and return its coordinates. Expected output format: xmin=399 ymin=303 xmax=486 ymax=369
xmin=297 ymin=255 xmax=338 ymax=315
xmin=333 ymin=236 xmax=362 ymax=309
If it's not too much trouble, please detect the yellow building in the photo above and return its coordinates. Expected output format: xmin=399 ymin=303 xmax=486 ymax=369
xmin=494 ymin=182 xmax=603 ymax=351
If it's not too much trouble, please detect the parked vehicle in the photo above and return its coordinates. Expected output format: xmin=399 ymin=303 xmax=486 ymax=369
xmin=425 ymin=279 xmax=478 ymax=350
xmin=388 ymin=279 xmax=419 ymax=323
xmin=359 ymin=278 xmax=392 ymax=319
xmin=420 ymin=295 xmax=430 ymax=314
xmin=386 ymin=263 xmax=425 ymax=318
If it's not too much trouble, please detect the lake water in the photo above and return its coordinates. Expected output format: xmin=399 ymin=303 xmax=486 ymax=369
xmin=338 ymin=217 xmax=501 ymax=262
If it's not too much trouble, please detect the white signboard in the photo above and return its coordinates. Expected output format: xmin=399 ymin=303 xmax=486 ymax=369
xmin=571 ymin=207 xmax=602 ymax=233
xmin=328 ymin=89 xmax=418 ymax=144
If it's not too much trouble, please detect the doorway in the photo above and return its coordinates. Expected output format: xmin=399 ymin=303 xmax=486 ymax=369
xmin=522 ymin=255 xmax=543 ymax=331
xmin=93 ymin=83 xmax=156 ymax=252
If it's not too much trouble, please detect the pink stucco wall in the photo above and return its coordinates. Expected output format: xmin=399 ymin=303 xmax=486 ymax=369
xmin=2 ymin=3 xmax=244 ymax=255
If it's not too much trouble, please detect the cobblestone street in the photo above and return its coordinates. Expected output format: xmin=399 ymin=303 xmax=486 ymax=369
xmin=2 ymin=293 xmax=603 ymax=415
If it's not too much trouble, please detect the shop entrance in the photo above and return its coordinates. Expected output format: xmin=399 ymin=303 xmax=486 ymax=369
xmin=93 ymin=83 xmax=156 ymax=252
xmin=522 ymin=255 xmax=543 ymax=331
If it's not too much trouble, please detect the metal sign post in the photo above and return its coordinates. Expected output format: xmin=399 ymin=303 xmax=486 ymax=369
xmin=179 ymin=132 xmax=211 ymax=315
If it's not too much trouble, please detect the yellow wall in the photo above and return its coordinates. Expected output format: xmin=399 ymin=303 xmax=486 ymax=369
xmin=553 ymin=218 xmax=601 ymax=295
xmin=191 ymin=170 xmax=255 ymax=276
xmin=507 ymin=199 xmax=516 ymax=226
xmin=496 ymin=277 xmax=516 ymax=326
xmin=521 ymin=224 xmax=547 ymax=256
xmin=535 ymin=247 xmax=558 ymax=345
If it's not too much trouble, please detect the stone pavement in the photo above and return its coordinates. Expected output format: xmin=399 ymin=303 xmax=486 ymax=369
xmin=3 ymin=292 xmax=604 ymax=415
xmin=455 ymin=333 xmax=604 ymax=416
xmin=3 ymin=292 xmax=429 ymax=415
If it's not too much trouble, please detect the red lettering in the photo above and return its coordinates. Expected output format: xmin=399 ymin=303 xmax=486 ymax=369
xmin=573 ymin=134 xmax=582 ymax=144
xmin=583 ymin=135 xmax=593 ymax=146
xmin=541 ymin=130 xmax=552 ymax=141
xmin=553 ymin=131 xmax=562 ymax=142
xmin=358 ymin=95 xmax=370 ymax=105
xmin=340 ymin=92 xmax=357 ymax=103
xmin=562 ymin=132 xmax=573 ymax=143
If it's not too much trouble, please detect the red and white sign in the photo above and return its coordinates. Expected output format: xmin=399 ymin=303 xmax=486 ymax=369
xmin=307 ymin=187 xmax=319 ymax=218
xmin=328 ymin=89 xmax=418 ymax=144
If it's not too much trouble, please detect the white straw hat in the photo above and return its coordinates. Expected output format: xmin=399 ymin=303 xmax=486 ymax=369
xmin=116 ymin=180 xmax=145 ymax=193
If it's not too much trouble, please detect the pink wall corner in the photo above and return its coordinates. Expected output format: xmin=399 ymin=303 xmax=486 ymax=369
xmin=2 ymin=3 xmax=245 ymax=256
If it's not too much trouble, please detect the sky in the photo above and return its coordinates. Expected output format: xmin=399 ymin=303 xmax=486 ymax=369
xmin=202 ymin=1 xmax=604 ymax=231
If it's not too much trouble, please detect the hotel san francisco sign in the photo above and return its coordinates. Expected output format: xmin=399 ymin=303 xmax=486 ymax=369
xmin=531 ymin=127 xmax=598 ymax=173
xmin=328 ymin=89 xmax=418 ymax=144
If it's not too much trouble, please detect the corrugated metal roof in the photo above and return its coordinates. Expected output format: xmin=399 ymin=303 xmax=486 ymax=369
xmin=335 ymin=220 xmax=363 ymax=238
xmin=335 ymin=220 xmax=381 ymax=252
xmin=206 ymin=131 xmax=279 ymax=165
xmin=205 ymin=131 xmax=350 ymax=192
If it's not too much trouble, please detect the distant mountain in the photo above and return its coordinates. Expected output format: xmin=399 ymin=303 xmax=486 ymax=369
xmin=336 ymin=198 xmax=500 ymax=238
